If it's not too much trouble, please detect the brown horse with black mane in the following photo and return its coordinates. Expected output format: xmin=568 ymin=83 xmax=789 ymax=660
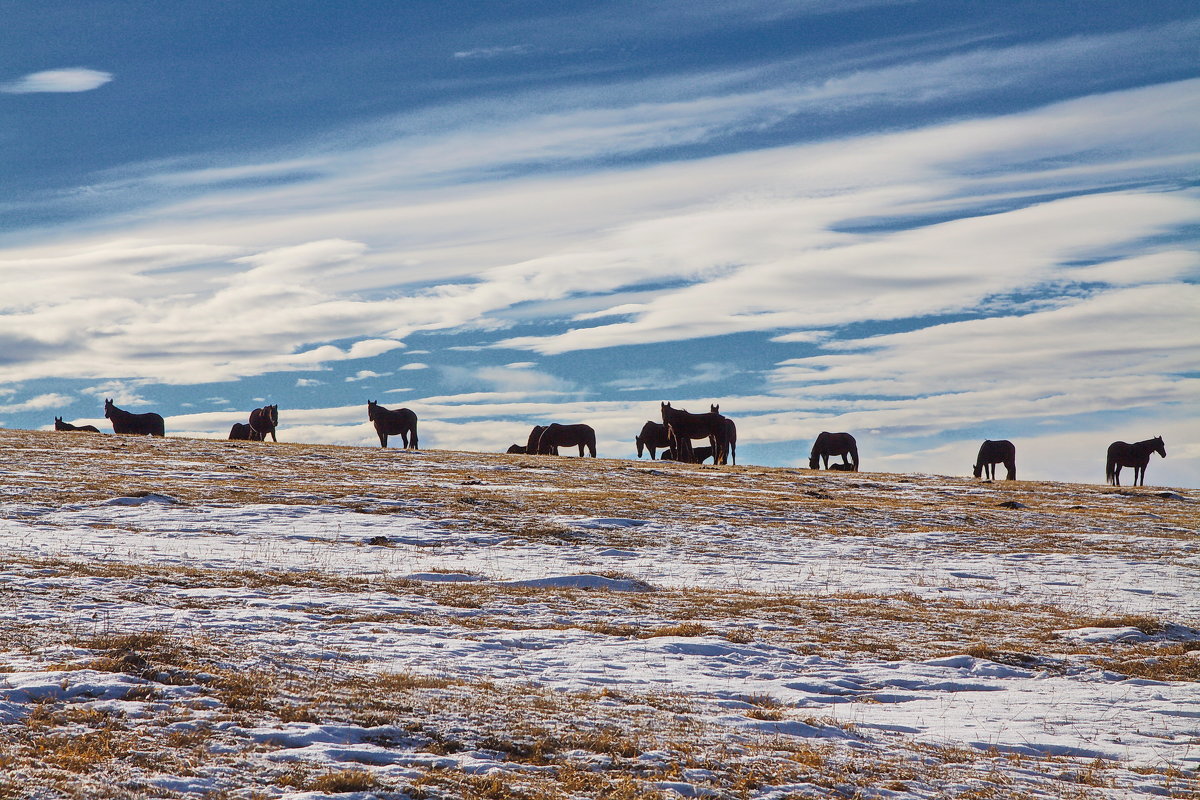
xmin=249 ymin=404 xmax=278 ymax=442
xmin=661 ymin=402 xmax=728 ymax=465
xmin=1106 ymin=436 xmax=1165 ymax=486
xmin=367 ymin=401 xmax=418 ymax=450
xmin=535 ymin=423 xmax=596 ymax=457
xmin=974 ymin=439 xmax=1016 ymax=481
xmin=809 ymin=431 xmax=858 ymax=471
xmin=104 ymin=399 xmax=164 ymax=437
xmin=54 ymin=416 xmax=100 ymax=433
xmin=635 ymin=421 xmax=671 ymax=460
xmin=710 ymin=405 xmax=737 ymax=466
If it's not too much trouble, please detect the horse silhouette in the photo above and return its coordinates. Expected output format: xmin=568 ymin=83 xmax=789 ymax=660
xmin=809 ymin=432 xmax=858 ymax=471
xmin=525 ymin=425 xmax=558 ymax=455
xmin=104 ymin=399 xmax=164 ymax=437
xmin=249 ymin=404 xmax=278 ymax=442
xmin=973 ymin=440 xmax=1016 ymax=480
xmin=229 ymin=422 xmax=262 ymax=441
xmin=54 ymin=416 xmax=100 ymax=433
xmin=828 ymin=462 xmax=856 ymax=471
xmin=661 ymin=402 xmax=728 ymax=465
xmin=535 ymin=423 xmax=596 ymax=457
xmin=710 ymin=405 xmax=737 ymax=466
xmin=506 ymin=444 xmax=527 ymax=454
xmin=635 ymin=421 xmax=671 ymax=459
xmin=367 ymin=401 xmax=418 ymax=450
xmin=1106 ymin=436 xmax=1165 ymax=486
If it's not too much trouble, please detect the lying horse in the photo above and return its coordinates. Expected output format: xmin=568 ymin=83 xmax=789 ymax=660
xmin=710 ymin=405 xmax=737 ymax=466
xmin=506 ymin=444 xmax=527 ymax=454
xmin=367 ymin=401 xmax=418 ymax=449
xmin=659 ymin=445 xmax=715 ymax=464
xmin=828 ymin=462 xmax=856 ymax=471
xmin=974 ymin=439 xmax=1016 ymax=481
xmin=635 ymin=421 xmax=671 ymax=459
xmin=229 ymin=422 xmax=263 ymax=441
xmin=661 ymin=402 xmax=727 ymax=465
xmin=1106 ymin=436 xmax=1165 ymax=486
xmin=54 ymin=416 xmax=100 ymax=433
xmin=535 ymin=423 xmax=596 ymax=457
xmin=809 ymin=431 xmax=857 ymax=471
xmin=104 ymin=399 xmax=164 ymax=437
xmin=525 ymin=425 xmax=557 ymax=455
xmin=249 ymin=404 xmax=278 ymax=442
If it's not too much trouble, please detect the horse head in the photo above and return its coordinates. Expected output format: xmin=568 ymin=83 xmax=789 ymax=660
xmin=1155 ymin=436 xmax=1166 ymax=458
xmin=366 ymin=400 xmax=378 ymax=421
xmin=103 ymin=398 xmax=115 ymax=418
xmin=972 ymin=462 xmax=983 ymax=478
xmin=635 ymin=435 xmax=644 ymax=457
xmin=710 ymin=404 xmax=719 ymax=414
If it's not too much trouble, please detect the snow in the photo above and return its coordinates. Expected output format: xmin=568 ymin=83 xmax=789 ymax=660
xmin=0 ymin=429 xmax=1196 ymax=797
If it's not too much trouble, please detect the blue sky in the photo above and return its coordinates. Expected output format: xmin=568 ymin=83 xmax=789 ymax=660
xmin=2 ymin=1 xmax=1197 ymax=485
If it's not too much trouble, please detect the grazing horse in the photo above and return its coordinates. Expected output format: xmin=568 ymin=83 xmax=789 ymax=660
xmin=229 ymin=422 xmax=262 ymax=441
xmin=635 ymin=421 xmax=672 ymax=460
xmin=54 ymin=417 xmax=100 ymax=433
xmin=367 ymin=401 xmax=419 ymax=450
xmin=249 ymin=404 xmax=278 ymax=442
xmin=809 ymin=431 xmax=858 ymax=471
xmin=973 ymin=440 xmax=1016 ymax=481
xmin=1106 ymin=436 xmax=1165 ymax=486
xmin=535 ymin=423 xmax=597 ymax=457
xmin=104 ymin=399 xmax=165 ymax=437
xmin=660 ymin=402 xmax=728 ymax=465
xmin=525 ymin=425 xmax=558 ymax=455
xmin=710 ymin=405 xmax=737 ymax=466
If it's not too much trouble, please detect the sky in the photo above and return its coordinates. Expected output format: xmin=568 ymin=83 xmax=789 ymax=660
xmin=1 ymin=1 xmax=1197 ymax=486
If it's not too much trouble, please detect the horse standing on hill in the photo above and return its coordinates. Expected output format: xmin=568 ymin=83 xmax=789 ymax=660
xmin=1106 ymin=436 xmax=1165 ymax=486
xmin=661 ymin=402 xmax=728 ymax=465
xmin=54 ymin=417 xmax=100 ymax=433
xmin=635 ymin=421 xmax=672 ymax=460
xmin=535 ymin=423 xmax=597 ymax=457
xmin=249 ymin=404 xmax=278 ymax=442
xmin=367 ymin=401 xmax=419 ymax=450
xmin=809 ymin=432 xmax=858 ymax=471
xmin=973 ymin=440 xmax=1016 ymax=481
xmin=229 ymin=422 xmax=262 ymax=441
xmin=710 ymin=405 xmax=737 ymax=466
xmin=104 ymin=399 xmax=165 ymax=437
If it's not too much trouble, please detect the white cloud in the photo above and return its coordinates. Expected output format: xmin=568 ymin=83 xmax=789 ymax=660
xmin=453 ymin=45 xmax=531 ymax=59
xmin=295 ymin=378 xmax=324 ymax=387
xmin=346 ymin=370 xmax=387 ymax=382
xmin=0 ymin=393 xmax=74 ymax=413
xmin=1 ymin=67 xmax=112 ymax=94
xmin=398 ymin=362 xmax=429 ymax=370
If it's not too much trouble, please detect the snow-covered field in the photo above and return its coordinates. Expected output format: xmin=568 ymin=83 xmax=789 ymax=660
xmin=1 ymin=428 xmax=1197 ymax=799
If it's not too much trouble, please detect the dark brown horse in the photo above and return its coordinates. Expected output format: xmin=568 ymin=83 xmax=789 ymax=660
xmin=1106 ymin=436 xmax=1165 ymax=486
xmin=104 ymin=399 xmax=164 ymax=437
xmin=367 ymin=401 xmax=418 ymax=450
xmin=535 ymin=423 xmax=596 ymax=457
xmin=974 ymin=439 xmax=1016 ymax=480
xmin=809 ymin=431 xmax=857 ymax=471
xmin=635 ymin=421 xmax=671 ymax=459
xmin=54 ymin=416 xmax=100 ymax=433
xmin=506 ymin=444 xmax=527 ymax=454
xmin=249 ymin=404 xmax=278 ymax=442
xmin=710 ymin=405 xmax=737 ymax=466
xmin=229 ymin=422 xmax=263 ymax=441
xmin=659 ymin=445 xmax=715 ymax=464
xmin=661 ymin=402 xmax=728 ymax=464
xmin=525 ymin=425 xmax=558 ymax=455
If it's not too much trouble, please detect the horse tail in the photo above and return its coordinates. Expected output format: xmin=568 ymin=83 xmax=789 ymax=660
xmin=410 ymin=419 xmax=418 ymax=450
xmin=1105 ymin=456 xmax=1114 ymax=485
xmin=587 ymin=429 xmax=596 ymax=457
xmin=850 ymin=443 xmax=859 ymax=472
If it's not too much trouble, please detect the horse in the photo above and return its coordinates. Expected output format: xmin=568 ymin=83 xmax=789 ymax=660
xmin=525 ymin=425 xmax=557 ymax=455
xmin=809 ymin=431 xmax=858 ymax=471
xmin=229 ymin=422 xmax=262 ymax=441
xmin=973 ymin=440 xmax=1016 ymax=481
xmin=367 ymin=401 xmax=419 ymax=450
xmin=54 ymin=416 xmax=100 ymax=433
xmin=660 ymin=402 xmax=728 ymax=465
xmin=828 ymin=462 xmax=856 ymax=471
xmin=506 ymin=444 xmax=527 ymax=454
xmin=249 ymin=404 xmax=278 ymax=442
xmin=104 ymin=399 xmax=165 ymax=437
xmin=710 ymin=405 xmax=737 ymax=466
xmin=535 ymin=423 xmax=597 ymax=457
xmin=635 ymin=421 xmax=671 ymax=460
xmin=1106 ymin=436 xmax=1165 ymax=486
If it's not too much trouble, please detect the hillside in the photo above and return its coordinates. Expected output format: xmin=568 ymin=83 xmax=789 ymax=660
xmin=0 ymin=427 xmax=1197 ymax=799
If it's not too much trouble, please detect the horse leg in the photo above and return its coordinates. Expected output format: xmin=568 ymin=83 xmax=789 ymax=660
xmin=378 ymin=431 xmax=388 ymax=448
xmin=1112 ymin=465 xmax=1120 ymax=486
xmin=1005 ymin=460 xmax=1015 ymax=481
